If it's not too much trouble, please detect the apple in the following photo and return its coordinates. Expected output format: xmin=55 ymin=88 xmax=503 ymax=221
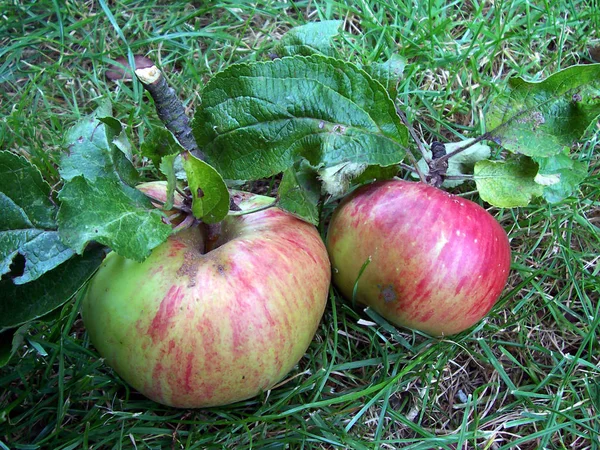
xmin=326 ymin=180 xmax=511 ymax=336
xmin=82 ymin=191 xmax=331 ymax=408
xmin=136 ymin=180 xmax=186 ymax=210
xmin=136 ymin=181 xmax=187 ymax=226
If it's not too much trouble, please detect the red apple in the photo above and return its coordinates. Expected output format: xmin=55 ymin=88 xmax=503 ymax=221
xmin=326 ymin=180 xmax=511 ymax=335
xmin=82 ymin=191 xmax=330 ymax=408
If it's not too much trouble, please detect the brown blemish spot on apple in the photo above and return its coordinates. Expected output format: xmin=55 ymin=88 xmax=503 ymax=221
xmin=176 ymin=251 xmax=199 ymax=285
xmin=378 ymin=284 xmax=397 ymax=303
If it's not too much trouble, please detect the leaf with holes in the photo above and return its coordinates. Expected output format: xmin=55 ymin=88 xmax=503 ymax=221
xmin=0 ymin=153 xmax=74 ymax=284
xmin=0 ymin=246 xmax=105 ymax=330
xmin=0 ymin=151 xmax=57 ymax=229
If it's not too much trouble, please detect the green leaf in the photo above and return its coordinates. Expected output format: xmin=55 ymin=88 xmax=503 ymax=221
xmin=159 ymin=154 xmax=178 ymax=210
xmin=278 ymin=163 xmax=321 ymax=225
xmin=352 ymin=164 xmax=399 ymax=185
xmin=0 ymin=161 xmax=74 ymax=284
xmin=474 ymin=157 xmax=544 ymax=207
xmin=274 ymin=20 xmax=343 ymax=57
xmin=0 ymin=192 xmax=32 ymax=230
xmin=57 ymin=177 xmax=172 ymax=262
xmin=60 ymin=104 xmax=138 ymax=185
xmin=0 ymin=151 xmax=56 ymax=229
xmin=533 ymin=151 xmax=587 ymax=203
xmin=140 ymin=125 xmax=183 ymax=168
xmin=415 ymin=139 xmax=491 ymax=188
xmin=486 ymin=64 xmax=600 ymax=158
xmin=0 ymin=246 xmax=105 ymax=329
xmin=182 ymin=153 xmax=230 ymax=224
xmin=0 ymin=229 xmax=74 ymax=285
xmin=0 ymin=324 xmax=30 ymax=367
xmin=363 ymin=55 xmax=406 ymax=99
xmin=194 ymin=55 xmax=408 ymax=181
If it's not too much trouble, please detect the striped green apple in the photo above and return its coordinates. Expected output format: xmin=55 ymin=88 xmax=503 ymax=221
xmin=82 ymin=191 xmax=330 ymax=408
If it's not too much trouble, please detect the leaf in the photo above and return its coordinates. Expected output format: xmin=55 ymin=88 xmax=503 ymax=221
xmin=140 ymin=125 xmax=183 ymax=168
xmin=0 ymin=229 xmax=74 ymax=285
xmin=364 ymin=54 xmax=406 ymax=99
xmin=534 ymin=151 xmax=587 ymax=203
xmin=57 ymin=176 xmax=172 ymax=262
xmin=182 ymin=153 xmax=230 ymax=224
xmin=60 ymin=103 xmax=138 ymax=185
xmin=0 ymin=156 xmax=75 ymax=283
xmin=0 ymin=246 xmax=105 ymax=329
xmin=0 ymin=324 xmax=30 ymax=367
xmin=474 ymin=157 xmax=544 ymax=207
xmin=486 ymin=64 xmax=600 ymax=158
xmin=352 ymin=164 xmax=399 ymax=185
xmin=318 ymin=162 xmax=368 ymax=197
xmin=0 ymin=192 xmax=32 ymax=230
xmin=274 ymin=20 xmax=343 ymax=57
xmin=415 ymin=139 xmax=491 ymax=188
xmin=278 ymin=163 xmax=321 ymax=225
xmin=159 ymin=153 xmax=178 ymax=210
xmin=0 ymin=151 xmax=57 ymax=229
xmin=194 ymin=55 xmax=408 ymax=181
xmin=173 ymin=154 xmax=188 ymax=180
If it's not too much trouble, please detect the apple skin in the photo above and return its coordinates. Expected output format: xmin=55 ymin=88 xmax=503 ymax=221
xmin=326 ymin=180 xmax=511 ymax=336
xmin=82 ymin=192 xmax=330 ymax=408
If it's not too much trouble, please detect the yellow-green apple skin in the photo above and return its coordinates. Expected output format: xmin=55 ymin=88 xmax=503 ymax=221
xmin=82 ymin=193 xmax=330 ymax=408
xmin=326 ymin=180 xmax=511 ymax=336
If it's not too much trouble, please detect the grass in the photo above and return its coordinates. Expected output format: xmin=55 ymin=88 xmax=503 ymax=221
xmin=1 ymin=0 xmax=600 ymax=448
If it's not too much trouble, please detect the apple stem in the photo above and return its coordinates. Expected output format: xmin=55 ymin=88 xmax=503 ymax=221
xmin=436 ymin=133 xmax=491 ymax=164
xmin=172 ymin=213 xmax=197 ymax=232
xmin=395 ymin=107 xmax=428 ymax=183
xmin=445 ymin=174 xmax=474 ymax=180
xmin=396 ymin=107 xmax=431 ymax=163
xmin=175 ymin=186 xmax=187 ymax=198
xmin=228 ymin=200 xmax=278 ymax=216
xmin=399 ymin=163 xmax=418 ymax=173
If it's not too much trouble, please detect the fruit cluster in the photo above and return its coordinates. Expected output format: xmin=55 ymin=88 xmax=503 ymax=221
xmin=83 ymin=179 xmax=510 ymax=408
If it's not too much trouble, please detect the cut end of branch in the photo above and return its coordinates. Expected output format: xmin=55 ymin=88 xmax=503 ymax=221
xmin=135 ymin=66 xmax=162 ymax=85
